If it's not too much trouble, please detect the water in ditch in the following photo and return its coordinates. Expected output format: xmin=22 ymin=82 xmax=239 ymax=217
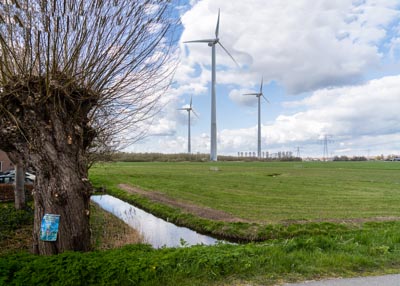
xmin=91 ymin=195 xmax=218 ymax=248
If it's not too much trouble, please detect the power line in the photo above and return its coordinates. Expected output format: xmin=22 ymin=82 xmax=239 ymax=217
xmin=294 ymin=146 xmax=303 ymax=158
xmin=321 ymin=134 xmax=334 ymax=161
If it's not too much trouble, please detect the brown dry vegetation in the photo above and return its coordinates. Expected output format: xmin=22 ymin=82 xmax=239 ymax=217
xmin=90 ymin=202 xmax=144 ymax=250
xmin=0 ymin=224 xmax=32 ymax=256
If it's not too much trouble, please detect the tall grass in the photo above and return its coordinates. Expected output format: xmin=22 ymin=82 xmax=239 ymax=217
xmin=90 ymin=202 xmax=144 ymax=250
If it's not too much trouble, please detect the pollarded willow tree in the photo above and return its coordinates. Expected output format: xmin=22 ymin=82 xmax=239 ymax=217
xmin=0 ymin=0 xmax=179 ymax=255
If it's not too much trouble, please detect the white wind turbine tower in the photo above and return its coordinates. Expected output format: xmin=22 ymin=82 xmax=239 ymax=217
xmin=184 ymin=9 xmax=239 ymax=161
xmin=178 ymin=96 xmax=198 ymax=154
xmin=243 ymin=77 xmax=270 ymax=159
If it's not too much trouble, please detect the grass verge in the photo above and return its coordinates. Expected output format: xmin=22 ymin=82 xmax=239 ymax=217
xmin=1 ymin=221 xmax=400 ymax=285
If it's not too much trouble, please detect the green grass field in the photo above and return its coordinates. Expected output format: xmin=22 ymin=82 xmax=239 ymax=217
xmin=2 ymin=161 xmax=400 ymax=285
xmin=89 ymin=161 xmax=400 ymax=223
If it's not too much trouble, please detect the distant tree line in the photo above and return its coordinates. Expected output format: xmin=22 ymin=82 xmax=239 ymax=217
xmin=332 ymin=156 xmax=367 ymax=161
xmin=105 ymin=153 xmax=400 ymax=163
xmin=109 ymin=152 xmax=303 ymax=162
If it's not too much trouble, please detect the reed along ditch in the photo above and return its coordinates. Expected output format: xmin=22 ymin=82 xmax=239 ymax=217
xmin=91 ymin=195 xmax=219 ymax=248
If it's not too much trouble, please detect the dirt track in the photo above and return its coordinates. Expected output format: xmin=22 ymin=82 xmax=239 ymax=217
xmin=118 ymin=184 xmax=247 ymax=222
xmin=118 ymin=184 xmax=400 ymax=225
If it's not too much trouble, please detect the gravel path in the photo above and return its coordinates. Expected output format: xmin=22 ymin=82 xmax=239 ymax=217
xmin=283 ymin=274 xmax=400 ymax=286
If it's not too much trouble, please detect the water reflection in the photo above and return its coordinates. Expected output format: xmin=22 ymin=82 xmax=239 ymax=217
xmin=91 ymin=195 xmax=218 ymax=248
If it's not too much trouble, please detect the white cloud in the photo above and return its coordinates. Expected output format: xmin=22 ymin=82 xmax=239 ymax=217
xmin=128 ymin=71 xmax=400 ymax=157
xmin=180 ymin=0 xmax=400 ymax=93
xmin=175 ymin=74 xmax=400 ymax=156
xmin=123 ymin=1 xmax=400 ymax=158
xmin=147 ymin=118 xmax=177 ymax=136
xmin=228 ymin=89 xmax=258 ymax=107
xmin=287 ymin=75 xmax=400 ymax=137
xmin=258 ymin=75 xmax=400 ymax=154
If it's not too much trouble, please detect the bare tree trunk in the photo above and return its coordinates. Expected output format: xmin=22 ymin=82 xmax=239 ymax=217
xmin=14 ymin=163 xmax=26 ymax=210
xmin=31 ymin=151 xmax=92 ymax=255
xmin=2 ymin=79 xmax=94 ymax=255
xmin=7 ymin=152 xmax=26 ymax=210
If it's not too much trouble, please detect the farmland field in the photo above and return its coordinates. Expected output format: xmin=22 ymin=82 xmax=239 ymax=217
xmin=2 ymin=161 xmax=400 ymax=286
xmin=89 ymin=161 xmax=400 ymax=223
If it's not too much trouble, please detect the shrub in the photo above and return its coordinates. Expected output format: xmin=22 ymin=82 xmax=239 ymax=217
xmin=0 ymin=204 xmax=33 ymax=241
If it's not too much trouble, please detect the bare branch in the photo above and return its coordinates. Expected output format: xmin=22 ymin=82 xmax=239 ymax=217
xmin=0 ymin=0 xmax=179 ymax=158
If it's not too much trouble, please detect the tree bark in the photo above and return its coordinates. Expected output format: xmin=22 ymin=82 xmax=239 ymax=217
xmin=7 ymin=152 xmax=26 ymax=210
xmin=14 ymin=163 xmax=26 ymax=210
xmin=1 ymin=75 xmax=96 ymax=255
xmin=31 ymin=151 xmax=92 ymax=255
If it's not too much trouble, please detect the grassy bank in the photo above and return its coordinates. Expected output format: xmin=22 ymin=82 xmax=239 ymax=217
xmin=2 ymin=221 xmax=400 ymax=285
xmin=90 ymin=202 xmax=144 ymax=250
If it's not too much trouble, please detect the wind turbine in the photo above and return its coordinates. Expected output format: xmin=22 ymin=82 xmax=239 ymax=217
xmin=178 ymin=96 xmax=199 ymax=154
xmin=243 ymin=77 xmax=270 ymax=159
xmin=184 ymin=9 xmax=239 ymax=161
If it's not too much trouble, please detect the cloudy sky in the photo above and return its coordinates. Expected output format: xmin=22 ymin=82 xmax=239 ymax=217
xmin=127 ymin=0 xmax=400 ymax=158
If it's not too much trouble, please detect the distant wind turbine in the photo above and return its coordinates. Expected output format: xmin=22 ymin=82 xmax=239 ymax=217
xmin=184 ymin=9 xmax=239 ymax=161
xmin=178 ymin=96 xmax=199 ymax=154
xmin=243 ymin=77 xmax=270 ymax=159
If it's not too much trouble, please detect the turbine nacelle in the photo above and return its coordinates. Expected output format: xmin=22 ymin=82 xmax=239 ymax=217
xmin=183 ymin=10 xmax=239 ymax=68
xmin=178 ymin=96 xmax=199 ymax=117
xmin=178 ymin=107 xmax=191 ymax=112
xmin=243 ymin=77 xmax=270 ymax=103
xmin=209 ymin=38 xmax=219 ymax=46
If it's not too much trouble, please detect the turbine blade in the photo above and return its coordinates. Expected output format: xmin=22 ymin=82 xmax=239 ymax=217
xmin=184 ymin=39 xmax=215 ymax=44
xmin=260 ymin=76 xmax=263 ymax=93
xmin=177 ymin=108 xmax=187 ymax=110
xmin=243 ymin=93 xmax=259 ymax=96
xmin=218 ymin=42 xmax=240 ymax=68
xmin=190 ymin=95 xmax=193 ymax=108
xmin=215 ymin=9 xmax=220 ymax=38
xmin=262 ymin=95 xmax=270 ymax=103
xmin=192 ymin=109 xmax=200 ymax=118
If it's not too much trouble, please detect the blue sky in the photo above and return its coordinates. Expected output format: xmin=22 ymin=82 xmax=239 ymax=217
xmin=127 ymin=0 xmax=400 ymax=158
